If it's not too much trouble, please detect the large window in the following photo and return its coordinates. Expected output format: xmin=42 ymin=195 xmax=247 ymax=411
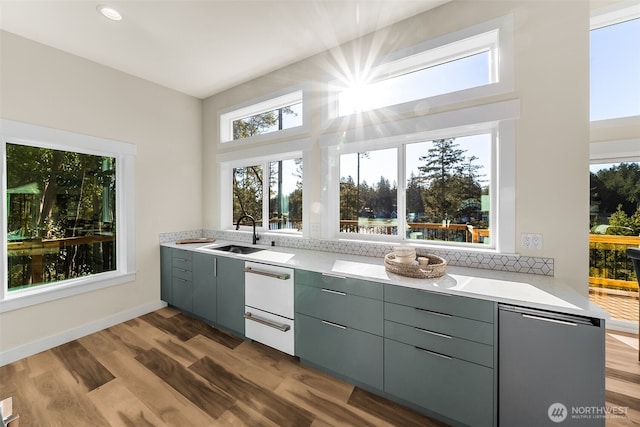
xmin=591 ymin=13 xmax=640 ymax=121
xmin=336 ymin=133 xmax=492 ymax=246
xmin=233 ymin=158 xmax=303 ymax=232
xmin=1 ymin=120 xmax=136 ymax=311
xmin=6 ymin=144 xmax=116 ymax=291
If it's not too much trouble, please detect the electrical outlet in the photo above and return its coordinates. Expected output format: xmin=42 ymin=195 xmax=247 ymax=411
xmin=521 ymin=233 xmax=543 ymax=250
xmin=531 ymin=233 xmax=543 ymax=250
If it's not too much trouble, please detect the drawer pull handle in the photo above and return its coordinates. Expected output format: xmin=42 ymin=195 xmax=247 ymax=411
xmin=244 ymin=267 xmax=291 ymax=280
xmin=174 ymin=277 xmax=188 ymax=283
xmin=522 ymin=314 xmax=577 ymax=326
xmin=415 ymin=346 xmax=452 ymax=360
xmin=414 ymin=307 xmax=452 ymax=318
xmin=322 ymin=320 xmax=347 ymax=330
xmin=244 ymin=312 xmax=291 ymax=332
xmin=322 ymin=272 xmax=347 ymax=279
xmin=415 ymin=327 xmax=452 ymax=339
xmin=419 ymin=289 xmax=451 ymax=297
xmin=322 ymin=288 xmax=347 ymax=296
xmin=175 ymin=258 xmax=189 ymax=262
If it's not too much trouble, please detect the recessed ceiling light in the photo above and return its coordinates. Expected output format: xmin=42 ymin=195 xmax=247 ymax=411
xmin=97 ymin=5 xmax=122 ymax=21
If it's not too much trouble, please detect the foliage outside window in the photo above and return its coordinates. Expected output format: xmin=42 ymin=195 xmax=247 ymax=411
xmin=220 ymin=90 xmax=303 ymax=143
xmin=338 ymin=134 xmax=491 ymax=245
xmin=6 ymin=143 xmax=116 ymax=291
xmin=233 ymin=158 xmax=303 ymax=232
xmin=233 ymin=103 xmax=302 ymax=140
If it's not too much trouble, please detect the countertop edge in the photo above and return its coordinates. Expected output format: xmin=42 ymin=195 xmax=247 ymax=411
xmin=161 ymin=241 xmax=611 ymax=320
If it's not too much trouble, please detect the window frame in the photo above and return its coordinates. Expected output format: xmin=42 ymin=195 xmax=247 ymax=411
xmin=1 ymin=119 xmax=136 ymax=313
xmin=320 ymin=100 xmax=518 ymax=253
xmin=324 ymin=15 xmax=514 ymax=126
xmin=217 ymin=138 xmax=311 ymax=237
xmin=219 ymin=87 xmax=307 ymax=144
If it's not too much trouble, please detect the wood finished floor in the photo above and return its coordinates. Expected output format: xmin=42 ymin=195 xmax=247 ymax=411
xmin=1 ymin=308 xmax=638 ymax=426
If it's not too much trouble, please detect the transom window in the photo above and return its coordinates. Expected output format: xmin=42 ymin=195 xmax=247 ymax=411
xmin=333 ymin=29 xmax=500 ymax=117
xmin=590 ymin=10 xmax=640 ymax=121
xmin=220 ymin=90 xmax=303 ymax=142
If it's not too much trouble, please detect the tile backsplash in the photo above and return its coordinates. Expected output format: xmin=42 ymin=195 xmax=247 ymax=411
xmin=160 ymin=229 xmax=554 ymax=276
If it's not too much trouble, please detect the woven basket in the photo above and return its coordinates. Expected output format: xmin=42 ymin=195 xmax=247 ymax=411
xmin=384 ymin=253 xmax=447 ymax=279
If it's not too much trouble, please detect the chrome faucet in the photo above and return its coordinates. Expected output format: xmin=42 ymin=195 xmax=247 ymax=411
xmin=235 ymin=214 xmax=259 ymax=245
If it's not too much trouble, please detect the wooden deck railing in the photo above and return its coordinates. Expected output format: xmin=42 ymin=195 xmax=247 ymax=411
xmin=589 ymin=234 xmax=639 ymax=291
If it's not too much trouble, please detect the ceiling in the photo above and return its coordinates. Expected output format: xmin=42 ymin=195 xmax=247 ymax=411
xmin=0 ymin=0 xmax=448 ymax=99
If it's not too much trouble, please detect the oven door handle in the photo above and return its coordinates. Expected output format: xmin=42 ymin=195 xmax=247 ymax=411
xmin=244 ymin=267 xmax=290 ymax=280
xmin=244 ymin=312 xmax=291 ymax=332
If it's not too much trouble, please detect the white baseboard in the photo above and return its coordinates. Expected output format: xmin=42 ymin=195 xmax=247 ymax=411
xmin=606 ymin=318 xmax=639 ymax=335
xmin=0 ymin=300 xmax=167 ymax=367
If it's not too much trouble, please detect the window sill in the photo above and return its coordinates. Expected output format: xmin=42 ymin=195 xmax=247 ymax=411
xmin=0 ymin=271 xmax=136 ymax=313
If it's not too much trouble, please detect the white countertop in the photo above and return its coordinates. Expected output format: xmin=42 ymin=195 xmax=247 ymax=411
xmin=163 ymin=240 xmax=609 ymax=320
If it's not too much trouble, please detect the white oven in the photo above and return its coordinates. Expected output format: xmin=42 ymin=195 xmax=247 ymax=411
xmin=244 ymin=261 xmax=295 ymax=355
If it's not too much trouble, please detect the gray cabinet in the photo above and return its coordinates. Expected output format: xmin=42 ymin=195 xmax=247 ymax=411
xmin=192 ymin=252 xmax=217 ymax=323
xmin=385 ymin=338 xmax=493 ymax=427
xmin=295 ymin=271 xmax=384 ymax=391
xmin=160 ymin=247 xmax=244 ymax=336
xmin=383 ymin=284 xmax=496 ymax=426
xmin=171 ymin=249 xmax=193 ymax=312
xmin=215 ymin=256 xmax=245 ymax=336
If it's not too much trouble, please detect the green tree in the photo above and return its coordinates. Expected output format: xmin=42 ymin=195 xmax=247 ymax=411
xmin=607 ymin=204 xmax=640 ymax=235
xmin=417 ymin=138 xmax=483 ymax=223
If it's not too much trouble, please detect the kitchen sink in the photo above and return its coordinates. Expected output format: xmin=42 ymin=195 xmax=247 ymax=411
xmin=206 ymin=244 xmax=265 ymax=255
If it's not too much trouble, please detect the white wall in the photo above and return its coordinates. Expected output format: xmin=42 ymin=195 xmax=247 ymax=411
xmin=0 ymin=31 xmax=203 ymax=361
xmin=203 ymin=1 xmax=590 ymax=290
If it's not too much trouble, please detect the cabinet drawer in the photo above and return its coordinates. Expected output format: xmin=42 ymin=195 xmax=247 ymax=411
xmin=172 ymin=266 xmax=193 ymax=282
xmin=296 ymin=313 xmax=383 ymax=390
xmin=385 ymin=320 xmax=493 ymax=367
xmin=385 ymin=284 xmax=494 ymax=323
xmin=385 ymin=339 xmax=493 ymax=427
xmin=295 ymin=270 xmax=383 ymax=300
xmin=295 ymin=283 xmax=383 ymax=335
xmin=385 ymin=302 xmax=493 ymax=345
xmin=172 ymin=250 xmax=193 ymax=270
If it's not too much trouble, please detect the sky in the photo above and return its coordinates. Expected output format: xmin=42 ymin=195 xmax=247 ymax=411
xmin=337 ymin=15 xmax=640 ymax=187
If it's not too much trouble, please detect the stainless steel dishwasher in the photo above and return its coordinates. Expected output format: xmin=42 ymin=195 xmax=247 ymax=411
xmin=499 ymin=304 xmax=605 ymax=426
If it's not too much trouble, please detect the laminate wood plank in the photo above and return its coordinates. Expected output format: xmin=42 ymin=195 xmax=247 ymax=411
xmin=135 ymin=347 xmax=235 ymax=419
xmin=30 ymin=367 xmax=111 ymax=426
xmin=99 ymin=350 xmax=217 ymax=427
xmin=177 ymin=312 xmax=245 ymax=349
xmin=273 ymin=376 xmax=392 ymax=427
xmin=187 ymin=334 xmax=286 ymax=391
xmin=51 ymin=340 xmax=115 ymax=392
xmin=88 ymin=377 xmax=167 ymax=427
xmin=189 ymin=355 xmax=315 ymax=427
xmin=156 ymin=306 xmax=181 ymax=318
xmin=217 ymin=401 xmax=282 ymax=427
xmin=348 ymin=386 xmax=450 ymax=427
xmin=607 ymin=366 xmax=640 ymax=386
xmin=78 ymin=327 xmax=118 ymax=359
xmin=96 ymin=321 xmax=155 ymax=358
xmin=140 ymin=311 xmax=197 ymax=341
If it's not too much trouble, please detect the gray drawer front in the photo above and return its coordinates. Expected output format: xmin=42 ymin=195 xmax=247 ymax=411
xmin=385 ymin=338 xmax=493 ymax=427
xmin=384 ymin=302 xmax=493 ymax=345
xmin=295 ymin=269 xmax=383 ymax=300
xmin=384 ymin=284 xmax=494 ymax=323
xmin=296 ymin=313 xmax=383 ymax=390
xmin=172 ymin=266 xmax=193 ymax=282
xmin=296 ymin=284 xmax=383 ymax=335
xmin=385 ymin=320 xmax=493 ymax=367
xmin=172 ymin=250 xmax=193 ymax=270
